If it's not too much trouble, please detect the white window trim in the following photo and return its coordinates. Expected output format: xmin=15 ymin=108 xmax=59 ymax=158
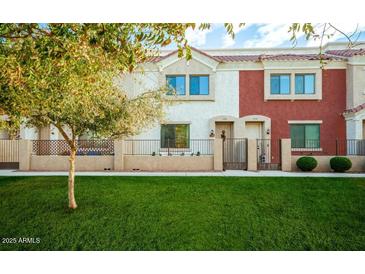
xmin=161 ymin=121 xmax=192 ymax=125
xmin=163 ymin=73 xmax=215 ymax=101
xmin=264 ymin=69 xmax=322 ymax=101
xmin=161 ymin=56 xmax=216 ymax=102
xmin=288 ymin=120 xmax=322 ymax=124
xmin=291 ymin=148 xmax=323 ymax=152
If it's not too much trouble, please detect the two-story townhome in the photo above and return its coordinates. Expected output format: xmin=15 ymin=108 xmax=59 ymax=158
xmin=2 ymin=42 xmax=364 ymax=165
xmin=120 ymin=43 xmax=361 ymax=153
xmin=118 ymin=48 xmax=240 ymax=145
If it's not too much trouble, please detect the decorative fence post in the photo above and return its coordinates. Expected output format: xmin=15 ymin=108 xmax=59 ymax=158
xmin=247 ymin=139 xmax=257 ymax=171
xmin=213 ymin=138 xmax=223 ymax=171
xmin=280 ymin=138 xmax=291 ymax=172
xmin=167 ymin=138 xmax=170 ymax=156
xmin=19 ymin=139 xmax=32 ymax=171
xmin=114 ymin=139 xmax=125 ymax=171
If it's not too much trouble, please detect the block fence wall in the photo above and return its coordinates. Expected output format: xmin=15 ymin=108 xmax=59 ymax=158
xmin=17 ymin=139 xmax=365 ymax=172
xmin=19 ymin=139 xmax=223 ymax=172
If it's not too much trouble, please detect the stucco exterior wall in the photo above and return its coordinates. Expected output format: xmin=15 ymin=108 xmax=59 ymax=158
xmin=18 ymin=139 xmax=220 ymax=172
xmin=239 ymin=69 xmax=347 ymax=155
xmin=30 ymin=155 xmax=114 ymax=171
xmin=123 ymin=155 xmax=214 ymax=171
xmin=345 ymin=58 xmax=365 ymax=140
xmin=133 ymin=70 xmax=239 ymax=139
xmin=20 ymin=125 xmax=38 ymax=140
xmin=346 ymin=60 xmax=365 ymax=109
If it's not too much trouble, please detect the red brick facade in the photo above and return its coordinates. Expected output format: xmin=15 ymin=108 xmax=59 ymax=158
xmin=239 ymin=69 xmax=347 ymax=155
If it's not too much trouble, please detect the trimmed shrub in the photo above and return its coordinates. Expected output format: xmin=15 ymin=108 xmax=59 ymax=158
xmin=330 ymin=157 xmax=352 ymax=172
xmin=296 ymin=156 xmax=318 ymax=171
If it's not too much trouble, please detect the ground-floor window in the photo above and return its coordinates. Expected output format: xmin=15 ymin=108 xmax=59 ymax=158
xmin=161 ymin=124 xmax=190 ymax=148
xmin=290 ymin=124 xmax=320 ymax=148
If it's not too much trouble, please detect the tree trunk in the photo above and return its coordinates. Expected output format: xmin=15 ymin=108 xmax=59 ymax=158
xmin=68 ymin=146 xmax=77 ymax=209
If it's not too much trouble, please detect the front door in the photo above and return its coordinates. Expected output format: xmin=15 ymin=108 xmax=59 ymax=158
xmin=245 ymin=122 xmax=262 ymax=139
xmin=215 ymin=122 xmax=233 ymax=139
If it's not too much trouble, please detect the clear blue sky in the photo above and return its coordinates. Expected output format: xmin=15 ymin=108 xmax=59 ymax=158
xmin=172 ymin=23 xmax=365 ymax=49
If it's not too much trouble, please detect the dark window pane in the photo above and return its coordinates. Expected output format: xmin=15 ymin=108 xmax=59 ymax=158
xmin=290 ymin=124 xmax=320 ymax=148
xmin=161 ymin=124 xmax=189 ymax=148
xmin=291 ymin=125 xmax=305 ymax=148
xmin=271 ymin=75 xmax=290 ymax=94
xmin=190 ymin=76 xmax=200 ymax=95
xmin=190 ymin=76 xmax=209 ymax=95
xmin=295 ymin=75 xmax=304 ymax=94
xmin=175 ymin=125 xmax=189 ymax=148
xmin=270 ymin=75 xmax=280 ymax=94
xmin=161 ymin=125 xmax=175 ymax=148
xmin=305 ymin=124 xmax=320 ymax=148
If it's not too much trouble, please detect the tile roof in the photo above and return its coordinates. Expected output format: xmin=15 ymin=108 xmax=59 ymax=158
xmin=147 ymin=52 xmax=346 ymax=63
xmin=213 ymin=55 xmax=261 ymax=62
xmin=261 ymin=53 xmax=344 ymax=61
xmin=145 ymin=56 xmax=163 ymax=62
xmin=326 ymin=49 xmax=365 ymax=57
xmin=214 ymin=53 xmax=344 ymax=62
xmin=344 ymin=103 xmax=365 ymax=115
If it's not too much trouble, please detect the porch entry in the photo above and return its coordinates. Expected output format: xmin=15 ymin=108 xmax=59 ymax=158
xmin=214 ymin=121 xmax=247 ymax=170
xmin=256 ymin=139 xmax=281 ymax=170
xmin=245 ymin=121 xmax=263 ymax=140
xmin=0 ymin=139 xmax=19 ymax=169
xmin=223 ymin=138 xmax=247 ymax=170
xmin=215 ymin=122 xmax=233 ymax=139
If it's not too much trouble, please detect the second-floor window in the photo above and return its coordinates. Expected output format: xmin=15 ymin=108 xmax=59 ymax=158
xmin=166 ymin=75 xmax=186 ymax=95
xmin=190 ymin=75 xmax=209 ymax=95
xmin=270 ymin=74 xmax=290 ymax=95
xmin=295 ymin=74 xmax=315 ymax=94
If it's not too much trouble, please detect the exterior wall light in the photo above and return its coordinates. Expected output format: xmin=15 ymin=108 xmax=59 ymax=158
xmin=209 ymin=130 xmax=215 ymax=138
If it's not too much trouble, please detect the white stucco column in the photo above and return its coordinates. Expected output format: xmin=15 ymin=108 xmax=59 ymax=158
xmin=213 ymin=138 xmax=223 ymax=171
xmin=19 ymin=140 xmax=32 ymax=171
xmin=280 ymin=139 xmax=292 ymax=172
xmin=247 ymin=139 xmax=257 ymax=171
xmin=114 ymin=140 xmax=125 ymax=171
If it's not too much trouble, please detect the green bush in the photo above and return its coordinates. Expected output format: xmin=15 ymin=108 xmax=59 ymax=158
xmin=296 ymin=156 xmax=318 ymax=171
xmin=330 ymin=157 xmax=352 ymax=172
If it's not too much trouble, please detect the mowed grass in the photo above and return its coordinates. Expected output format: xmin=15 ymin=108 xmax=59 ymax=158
xmin=0 ymin=176 xmax=364 ymax=251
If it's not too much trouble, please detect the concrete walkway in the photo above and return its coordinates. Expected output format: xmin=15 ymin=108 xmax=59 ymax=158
xmin=0 ymin=169 xmax=364 ymax=177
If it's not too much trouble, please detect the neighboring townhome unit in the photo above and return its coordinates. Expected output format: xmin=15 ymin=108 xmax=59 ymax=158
xmin=331 ymin=49 xmax=365 ymax=140
xmin=237 ymin=52 xmax=347 ymax=158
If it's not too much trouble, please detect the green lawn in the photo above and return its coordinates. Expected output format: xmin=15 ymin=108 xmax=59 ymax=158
xmin=0 ymin=176 xmax=364 ymax=251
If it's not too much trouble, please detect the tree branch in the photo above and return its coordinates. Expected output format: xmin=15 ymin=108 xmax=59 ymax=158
xmin=54 ymin=123 xmax=74 ymax=148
